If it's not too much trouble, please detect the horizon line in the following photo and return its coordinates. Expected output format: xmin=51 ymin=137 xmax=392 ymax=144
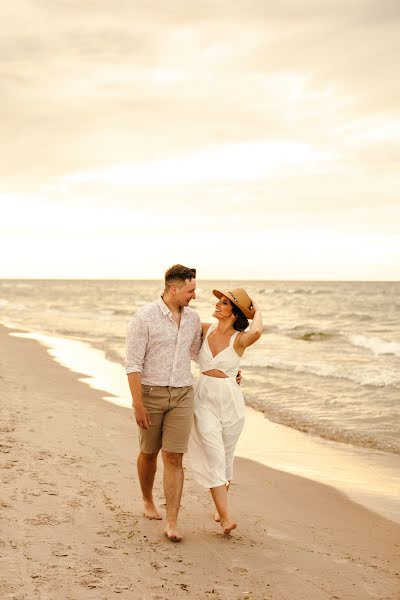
xmin=1 ymin=277 xmax=399 ymax=283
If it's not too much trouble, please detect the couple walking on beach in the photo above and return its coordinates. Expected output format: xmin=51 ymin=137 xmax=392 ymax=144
xmin=126 ymin=264 xmax=263 ymax=541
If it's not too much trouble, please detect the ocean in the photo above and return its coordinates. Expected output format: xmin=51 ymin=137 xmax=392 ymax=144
xmin=1 ymin=279 xmax=399 ymax=455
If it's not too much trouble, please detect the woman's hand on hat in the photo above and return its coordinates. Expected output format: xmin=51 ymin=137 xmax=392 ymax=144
xmin=251 ymin=298 xmax=260 ymax=312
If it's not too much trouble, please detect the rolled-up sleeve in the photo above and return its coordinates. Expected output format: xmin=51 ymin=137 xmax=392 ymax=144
xmin=190 ymin=316 xmax=202 ymax=362
xmin=125 ymin=313 xmax=148 ymax=375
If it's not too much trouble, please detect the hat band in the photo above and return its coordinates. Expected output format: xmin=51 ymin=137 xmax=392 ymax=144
xmin=230 ymin=291 xmax=250 ymax=310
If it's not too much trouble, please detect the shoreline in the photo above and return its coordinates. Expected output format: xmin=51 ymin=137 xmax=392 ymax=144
xmin=1 ymin=324 xmax=399 ymax=599
xmin=5 ymin=322 xmax=400 ymax=525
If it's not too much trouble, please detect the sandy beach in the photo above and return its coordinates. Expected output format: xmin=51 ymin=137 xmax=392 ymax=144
xmin=1 ymin=324 xmax=399 ymax=600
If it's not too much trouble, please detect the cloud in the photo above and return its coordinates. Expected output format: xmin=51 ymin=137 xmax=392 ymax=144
xmin=0 ymin=1 xmax=399 ymax=278
xmin=60 ymin=141 xmax=333 ymax=188
xmin=1 ymin=0 xmax=399 ymax=186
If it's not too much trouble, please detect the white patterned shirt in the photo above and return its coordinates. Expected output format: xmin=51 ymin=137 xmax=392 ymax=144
xmin=125 ymin=297 xmax=202 ymax=386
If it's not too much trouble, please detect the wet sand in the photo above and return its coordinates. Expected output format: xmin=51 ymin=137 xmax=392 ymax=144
xmin=1 ymin=325 xmax=399 ymax=599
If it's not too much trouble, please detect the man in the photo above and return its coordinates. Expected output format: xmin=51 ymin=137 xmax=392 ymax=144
xmin=126 ymin=264 xmax=202 ymax=542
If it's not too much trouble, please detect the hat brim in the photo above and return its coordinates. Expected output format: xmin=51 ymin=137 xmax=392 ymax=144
xmin=212 ymin=289 xmax=255 ymax=320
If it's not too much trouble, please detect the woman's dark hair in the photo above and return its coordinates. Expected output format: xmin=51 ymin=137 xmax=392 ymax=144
xmin=231 ymin=302 xmax=249 ymax=332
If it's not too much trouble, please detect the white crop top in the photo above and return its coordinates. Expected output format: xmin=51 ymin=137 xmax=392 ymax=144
xmin=199 ymin=324 xmax=241 ymax=378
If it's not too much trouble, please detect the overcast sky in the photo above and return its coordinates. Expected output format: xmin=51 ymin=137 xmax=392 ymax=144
xmin=1 ymin=0 xmax=399 ymax=279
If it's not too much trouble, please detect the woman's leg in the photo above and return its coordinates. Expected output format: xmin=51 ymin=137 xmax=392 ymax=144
xmin=212 ymin=413 xmax=245 ymax=529
xmin=210 ymin=484 xmax=237 ymax=534
xmin=223 ymin=416 xmax=245 ymax=482
xmin=214 ymin=481 xmax=230 ymax=521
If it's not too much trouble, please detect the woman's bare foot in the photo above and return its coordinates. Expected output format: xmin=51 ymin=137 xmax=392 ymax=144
xmin=164 ymin=525 xmax=182 ymax=542
xmin=214 ymin=511 xmax=220 ymax=522
xmin=220 ymin=517 xmax=237 ymax=535
xmin=143 ymin=501 xmax=162 ymax=520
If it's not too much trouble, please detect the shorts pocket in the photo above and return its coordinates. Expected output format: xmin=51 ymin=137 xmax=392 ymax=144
xmin=142 ymin=385 xmax=154 ymax=396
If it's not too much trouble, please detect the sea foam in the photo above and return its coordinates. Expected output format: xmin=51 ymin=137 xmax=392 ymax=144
xmin=350 ymin=335 xmax=400 ymax=357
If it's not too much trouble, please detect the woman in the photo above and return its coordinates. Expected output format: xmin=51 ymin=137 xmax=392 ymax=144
xmin=189 ymin=287 xmax=263 ymax=535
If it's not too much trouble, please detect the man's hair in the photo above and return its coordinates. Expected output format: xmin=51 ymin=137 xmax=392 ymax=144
xmin=164 ymin=264 xmax=196 ymax=289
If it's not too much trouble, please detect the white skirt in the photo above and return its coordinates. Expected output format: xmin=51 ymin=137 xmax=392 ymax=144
xmin=188 ymin=374 xmax=245 ymax=488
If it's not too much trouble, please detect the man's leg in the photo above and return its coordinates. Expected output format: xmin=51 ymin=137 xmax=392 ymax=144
xmin=137 ymin=385 xmax=167 ymax=520
xmin=162 ymin=451 xmax=184 ymax=541
xmin=137 ymin=450 xmax=162 ymax=520
xmin=161 ymin=386 xmax=193 ymax=541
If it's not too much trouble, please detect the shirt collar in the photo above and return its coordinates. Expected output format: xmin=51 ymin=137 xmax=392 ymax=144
xmin=158 ymin=296 xmax=187 ymax=319
xmin=157 ymin=296 xmax=171 ymax=316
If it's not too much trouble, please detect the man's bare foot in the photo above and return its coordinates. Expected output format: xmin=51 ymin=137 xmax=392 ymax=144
xmin=143 ymin=501 xmax=162 ymax=520
xmin=220 ymin=518 xmax=237 ymax=535
xmin=164 ymin=525 xmax=183 ymax=542
xmin=214 ymin=512 xmax=220 ymax=522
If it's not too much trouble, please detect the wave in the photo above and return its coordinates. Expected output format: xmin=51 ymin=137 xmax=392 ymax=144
xmin=342 ymin=312 xmax=374 ymax=322
xmin=349 ymin=335 xmax=400 ymax=357
xmin=284 ymin=326 xmax=337 ymax=342
xmin=257 ymin=288 xmax=277 ymax=295
xmin=257 ymin=287 xmax=328 ymax=296
xmin=272 ymin=324 xmax=339 ymax=342
xmin=269 ymin=324 xmax=398 ymax=354
xmin=246 ymin=400 xmax=400 ymax=454
xmin=98 ymin=308 xmax=133 ymax=317
xmin=113 ymin=308 xmax=134 ymax=316
xmin=0 ymin=301 xmax=27 ymax=311
xmin=241 ymin=356 xmax=400 ymax=387
xmin=32 ymin=307 xmax=134 ymax=321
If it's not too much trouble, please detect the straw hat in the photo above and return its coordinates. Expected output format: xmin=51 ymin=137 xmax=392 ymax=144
xmin=212 ymin=287 xmax=255 ymax=320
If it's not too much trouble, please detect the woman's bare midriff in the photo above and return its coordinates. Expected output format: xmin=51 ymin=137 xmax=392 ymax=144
xmin=201 ymin=369 xmax=228 ymax=378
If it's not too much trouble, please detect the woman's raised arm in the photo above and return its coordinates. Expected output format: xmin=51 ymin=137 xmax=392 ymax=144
xmin=237 ymin=301 xmax=263 ymax=349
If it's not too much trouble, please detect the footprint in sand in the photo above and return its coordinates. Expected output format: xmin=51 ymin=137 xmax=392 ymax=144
xmin=38 ymin=481 xmax=59 ymax=496
xmin=35 ymin=450 xmax=53 ymax=461
xmin=60 ymin=454 xmax=85 ymax=468
xmin=0 ymin=582 xmax=18 ymax=596
xmin=0 ymin=443 xmax=12 ymax=454
xmin=52 ymin=542 xmax=72 ymax=557
xmin=25 ymin=514 xmax=63 ymax=526
xmin=79 ymin=566 xmax=108 ymax=589
xmin=94 ymin=546 xmax=112 ymax=556
xmin=96 ymin=529 xmax=112 ymax=538
xmin=0 ymin=425 xmax=15 ymax=433
xmin=1 ymin=461 xmax=17 ymax=470
xmin=75 ymin=484 xmax=95 ymax=499
xmin=25 ymin=490 xmax=41 ymax=498
xmin=112 ymin=584 xmax=132 ymax=593
xmin=229 ymin=566 xmax=249 ymax=574
xmin=66 ymin=497 xmax=83 ymax=509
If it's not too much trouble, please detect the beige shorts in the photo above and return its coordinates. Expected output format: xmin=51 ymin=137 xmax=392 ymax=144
xmin=139 ymin=385 xmax=194 ymax=454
